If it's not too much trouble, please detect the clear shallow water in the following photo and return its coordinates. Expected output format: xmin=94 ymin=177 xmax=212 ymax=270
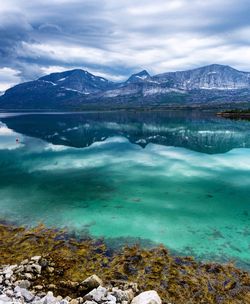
xmin=0 ymin=111 xmax=249 ymax=269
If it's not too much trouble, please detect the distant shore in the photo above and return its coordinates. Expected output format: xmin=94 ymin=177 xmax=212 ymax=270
xmin=217 ymin=110 xmax=250 ymax=120
xmin=0 ymin=103 xmax=247 ymax=113
xmin=0 ymin=222 xmax=249 ymax=303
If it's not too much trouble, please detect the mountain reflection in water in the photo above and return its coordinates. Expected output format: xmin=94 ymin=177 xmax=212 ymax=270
xmin=1 ymin=110 xmax=250 ymax=154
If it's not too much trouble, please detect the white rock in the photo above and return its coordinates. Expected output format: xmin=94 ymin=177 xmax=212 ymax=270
xmin=0 ymin=294 xmax=12 ymax=302
xmin=131 ymin=291 xmax=162 ymax=304
xmin=20 ymin=288 xmax=35 ymax=302
xmin=34 ymin=264 xmax=42 ymax=274
xmin=26 ymin=264 xmax=42 ymax=274
xmin=7 ymin=265 xmax=17 ymax=271
xmin=34 ymin=285 xmax=44 ymax=291
xmin=15 ymin=291 xmax=22 ymax=298
xmin=84 ymin=286 xmax=107 ymax=302
xmin=111 ymin=289 xmax=134 ymax=302
xmin=4 ymin=279 xmax=11 ymax=286
xmin=106 ymin=293 xmax=117 ymax=304
xmin=41 ymin=291 xmax=58 ymax=304
xmin=14 ymin=286 xmax=22 ymax=293
xmin=65 ymin=296 xmax=72 ymax=302
xmin=24 ymin=273 xmax=33 ymax=280
xmin=31 ymin=256 xmax=42 ymax=263
xmin=4 ymin=270 xmax=13 ymax=280
xmin=15 ymin=265 xmax=25 ymax=274
xmin=5 ymin=289 xmax=14 ymax=297
xmin=56 ymin=296 xmax=63 ymax=301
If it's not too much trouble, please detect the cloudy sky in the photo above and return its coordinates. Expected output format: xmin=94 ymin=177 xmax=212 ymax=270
xmin=0 ymin=0 xmax=250 ymax=90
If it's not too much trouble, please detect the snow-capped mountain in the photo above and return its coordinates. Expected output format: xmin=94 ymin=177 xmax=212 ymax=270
xmin=1 ymin=64 xmax=250 ymax=110
xmin=153 ymin=64 xmax=250 ymax=90
xmin=39 ymin=69 xmax=114 ymax=94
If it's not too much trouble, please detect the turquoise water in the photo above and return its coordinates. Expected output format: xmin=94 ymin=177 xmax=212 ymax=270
xmin=0 ymin=112 xmax=249 ymax=268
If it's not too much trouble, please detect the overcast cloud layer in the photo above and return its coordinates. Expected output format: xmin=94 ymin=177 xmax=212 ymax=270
xmin=0 ymin=0 xmax=250 ymax=90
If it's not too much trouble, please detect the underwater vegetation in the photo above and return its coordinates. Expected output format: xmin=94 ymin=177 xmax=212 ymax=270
xmin=0 ymin=223 xmax=249 ymax=304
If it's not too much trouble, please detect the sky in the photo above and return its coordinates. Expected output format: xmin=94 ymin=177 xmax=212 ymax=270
xmin=0 ymin=0 xmax=250 ymax=91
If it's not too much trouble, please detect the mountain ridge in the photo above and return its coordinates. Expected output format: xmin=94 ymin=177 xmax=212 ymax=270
xmin=1 ymin=64 xmax=250 ymax=110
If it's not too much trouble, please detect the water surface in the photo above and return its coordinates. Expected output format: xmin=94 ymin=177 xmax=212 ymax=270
xmin=0 ymin=111 xmax=249 ymax=268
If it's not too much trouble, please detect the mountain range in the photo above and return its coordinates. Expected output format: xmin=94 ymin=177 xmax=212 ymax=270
xmin=1 ymin=64 xmax=250 ymax=110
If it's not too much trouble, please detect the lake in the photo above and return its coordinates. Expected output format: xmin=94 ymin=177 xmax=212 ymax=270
xmin=0 ymin=111 xmax=249 ymax=269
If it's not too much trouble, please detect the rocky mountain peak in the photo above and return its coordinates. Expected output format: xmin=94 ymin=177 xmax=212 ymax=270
xmin=126 ymin=70 xmax=151 ymax=83
xmin=38 ymin=69 xmax=113 ymax=93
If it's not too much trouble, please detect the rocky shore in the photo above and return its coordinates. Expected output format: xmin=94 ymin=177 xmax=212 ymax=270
xmin=0 ymin=223 xmax=249 ymax=304
xmin=0 ymin=256 xmax=162 ymax=304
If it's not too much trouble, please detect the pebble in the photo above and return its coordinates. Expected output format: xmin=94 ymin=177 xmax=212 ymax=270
xmin=47 ymin=266 xmax=55 ymax=273
xmin=24 ymin=273 xmax=33 ymax=280
xmin=65 ymin=296 xmax=72 ymax=302
xmin=0 ymin=257 xmax=162 ymax=304
xmin=4 ymin=269 xmax=13 ymax=280
xmin=15 ymin=279 xmax=31 ymax=289
xmin=31 ymin=256 xmax=41 ymax=263
xmin=34 ymin=285 xmax=44 ymax=290
xmin=5 ymin=289 xmax=14 ymax=297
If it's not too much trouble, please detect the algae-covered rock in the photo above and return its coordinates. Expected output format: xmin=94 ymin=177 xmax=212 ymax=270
xmin=80 ymin=275 xmax=103 ymax=292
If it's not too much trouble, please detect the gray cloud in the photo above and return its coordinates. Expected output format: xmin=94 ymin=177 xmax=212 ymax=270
xmin=0 ymin=0 xmax=250 ymax=89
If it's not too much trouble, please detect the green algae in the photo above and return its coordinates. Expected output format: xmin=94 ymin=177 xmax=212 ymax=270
xmin=0 ymin=223 xmax=249 ymax=304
